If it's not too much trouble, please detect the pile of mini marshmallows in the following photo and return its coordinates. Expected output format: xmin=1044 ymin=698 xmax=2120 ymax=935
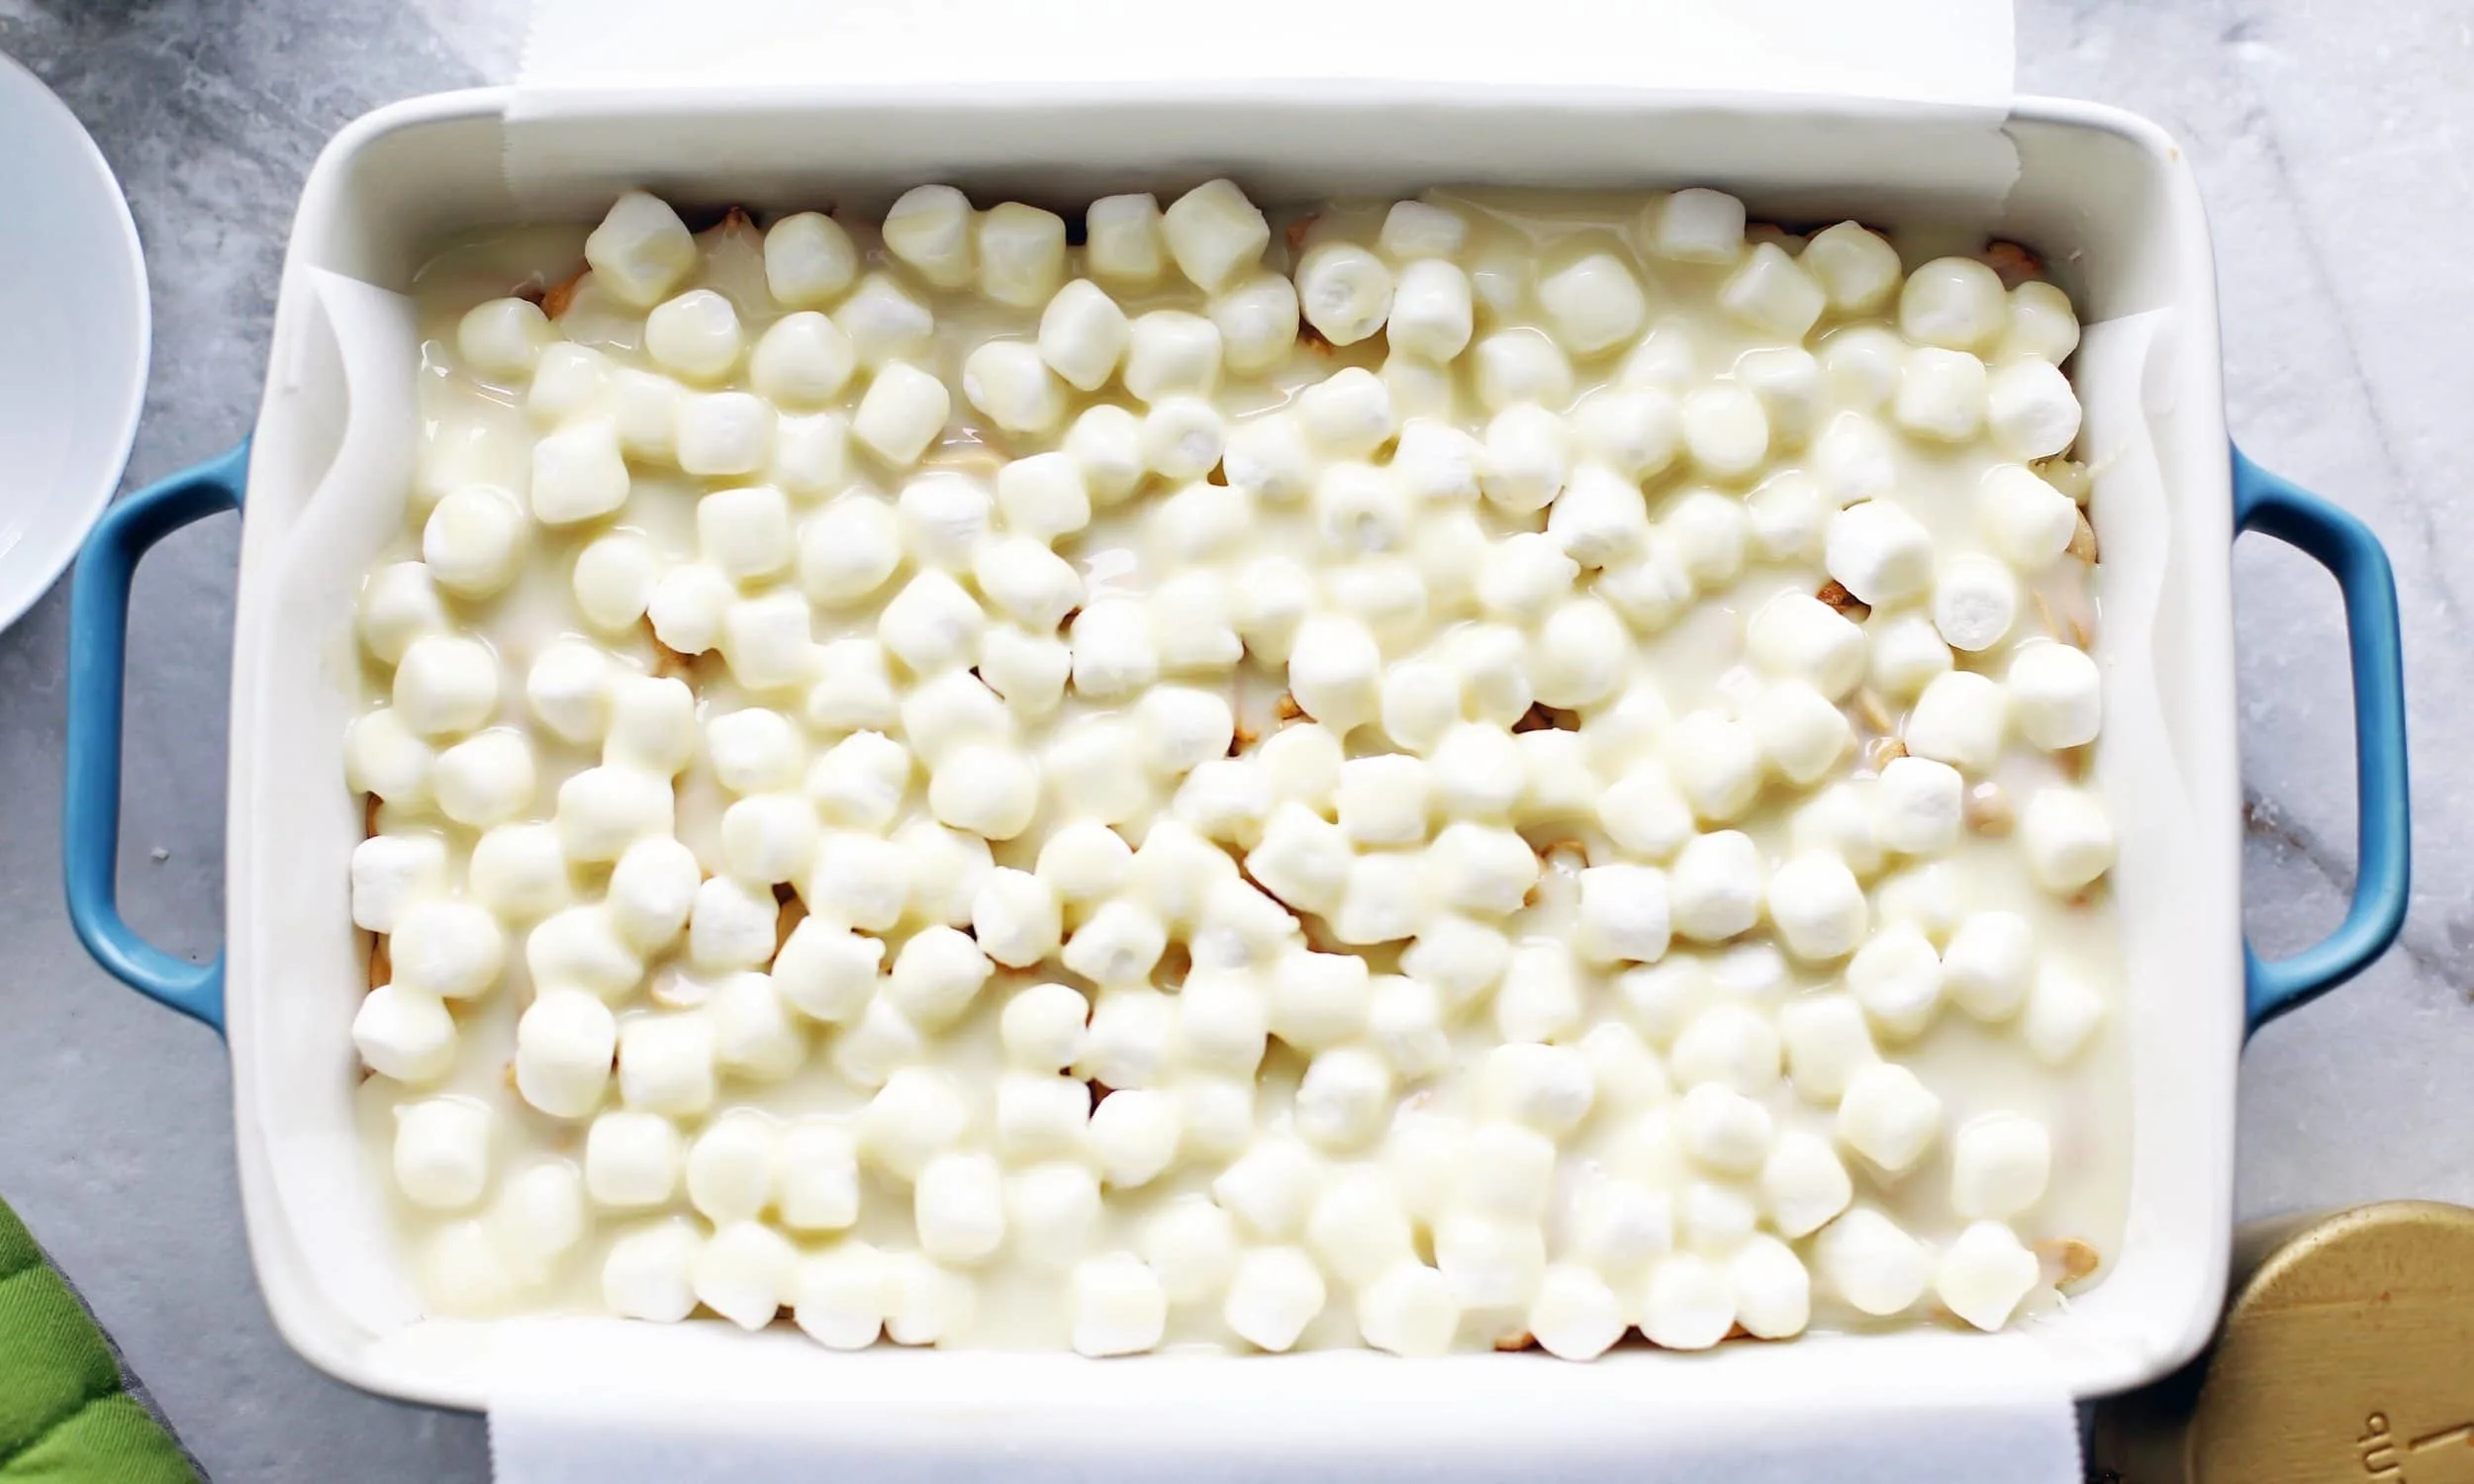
xmin=350 ymin=177 xmax=2112 ymax=1361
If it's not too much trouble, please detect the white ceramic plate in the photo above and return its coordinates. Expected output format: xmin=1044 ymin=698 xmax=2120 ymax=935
xmin=0 ymin=50 xmax=148 ymax=632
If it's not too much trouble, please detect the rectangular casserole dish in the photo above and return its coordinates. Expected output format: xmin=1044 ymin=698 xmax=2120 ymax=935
xmin=60 ymin=84 xmax=2409 ymax=1443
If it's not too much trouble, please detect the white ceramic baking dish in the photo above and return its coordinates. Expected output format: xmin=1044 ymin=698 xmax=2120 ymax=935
xmin=60 ymin=85 xmax=2410 ymax=1442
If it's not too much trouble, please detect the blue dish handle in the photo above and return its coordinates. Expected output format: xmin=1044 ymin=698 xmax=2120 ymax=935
xmin=2232 ymin=445 xmax=2411 ymax=1032
xmin=62 ymin=440 xmax=248 ymax=1036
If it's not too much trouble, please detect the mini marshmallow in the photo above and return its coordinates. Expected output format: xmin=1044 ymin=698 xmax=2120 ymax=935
xmin=1814 ymin=328 xmax=1902 ymax=415
xmin=1350 ymin=975 xmax=1447 ymax=1084
xmin=526 ymin=903 xmax=645 ymax=1000
xmin=807 ymin=729 xmax=915 ymax=835
xmin=675 ymin=392 xmax=774 ymax=478
xmin=706 ymin=970 xmax=805 ymax=1082
xmin=358 ymin=562 xmax=447 ymax=666
xmin=1837 ymin=1062 xmax=1943 ymax=1175
xmin=1424 ymin=821 xmax=1540 ymax=918
xmin=972 ymin=202 xmax=1067 ymax=309
xmin=1766 ymin=852 xmax=1869 ymax=962
xmin=1294 ymin=1046 xmax=1399 ymax=1152
xmin=2007 ymin=642 xmax=2102 ymax=750
xmin=391 ymin=900 xmax=507 ymax=1001
xmin=1059 ymin=1251 xmax=1167 ymax=1357
xmin=1932 ymin=553 xmax=2021 ymax=653
xmin=644 ymin=289 xmax=743 ymax=382
xmin=1474 ymin=1043 xmax=1594 ymax=1138
xmin=1039 ymin=281 xmax=1134 ymax=396
xmin=1937 ymin=1220 xmax=2042 ymax=1333
xmin=1349 ymin=1261 xmax=1457 ymax=1358
xmin=962 ymin=339 xmax=1065 ymax=435
xmin=1751 ymin=681 xmax=1852 ymax=788
xmin=960 ymin=869 xmax=1058 ymax=971
xmin=1899 ymin=255 xmax=2008 ymax=351
xmin=1637 ymin=1252 xmax=1737 ymax=1350
xmin=1523 ymin=599 xmax=1626 ymax=712
xmin=1002 ymin=1160 xmax=1102 ymax=1273
xmin=1666 ymin=830 xmax=1765 ymax=943
xmin=1031 ymin=822 xmax=1134 ymax=913
xmin=1719 ymin=241 xmax=1825 ymax=339
xmin=1803 ymin=222 xmax=1902 ymax=313
xmin=1943 ymin=910 xmax=2035 ymax=1021
xmin=1283 ymin=613 xmax=1382 ymax=736
xmin=1077 ymin=986 xmax=1177 ymax=1089
xmin=852 ymin=360 xmax=951 ymax=466
xmin=965 ymin=540 xmax=1080 ymax=639
xmin=702 ymin=709 xmax=801 ymax=798
xmin=1661 ymin=488 xmax=1752 ymax=588
xmin=1296 ymin=368 xmax=1396 ymax=460
xmin=1746 ymin=471 xmax=1828 ymax=561
xmin=1123 ymin=311 xmax=1223 ymax=403
xmin=1265 ymin=945 xmax=1374 ymax=1054
xmin=719 ymin=593 xmax=816 ymax=694
xmin=2019 ymin=786 xmax=2117 ymax=894
xmin=422 ymin=485 xmax=524 ymax=600
xmin=926 ymin=741 xmax=1040 ymax=841
xmin=1387 ymin=258 xmax=1475 ymax=362
xmin=1220 ymin=413 xmax=1315 ymax=506
xmin=457 ymin=297 xmax=551 ymax=380
xmin=898 ymin=470 xmax=995 ymax=571
xmin=1244 ymin=802 xmax=1354 ymax=918
xmin=1061 ymin=898 xmax=1170 ymax=988
xmin=1149 ymin=473 xmax=1250 ymax=559
xmin=996 ymin=1073 xmax=1093 ymax=1163
xmin=595 ymin=1217 xmax=701 ymax=1324
xmin=790 ymin=500 xmax=901 ymax=612
xmin=1894 ymin=346 xmax=1989 ymax=442
xmin=607 ymin=368 xmax=684 ymax=464
xmin=1167 ymin=1075 xmax=1253 ymax=1163
xmin=1538 ymin=251 xmax=1648 ymax=356
xmin=521 ymin=641 xmax=611 ymax=748
xmin=1951 ymin=1111 xmax=2052 ymax=1221
xmin=351 ymin=833 xmax=448 ymax=935
xmin=831 ymin=997 xmax=926 ymax=1089
xmin=1192 ymin=273 xmax=1296 ymax=377
xmin=1665 ymin=712 xmax=1762 ymax=824
xmin=1337 ymin=754 xmax=1431 ymax=848
xmin=769 ymin=921 xmax=883 ymax=1028
xmin=1478 ymin=403 xmax=1570 ymax=512
xmin=790 ymin=1239 xmax=883 ymax=1348
xmin=1060 ymin=600 xmax=1161 ymax=705
xmin=1816 ymin=1206 xmax=1931 ymax=1317
xmin=1668 ymin=1003 xmax=1781 ymax=1100
xmin=979 ymin=627 xmax=1073 ymax=720
xmin=1043 ymin=716 xmax=1155 ymax=826
xmin=685 ymin=1111 xmax=777 ymax=1225
xmin=2023 ymin=963 xmax=2105 ymax=1064
xmin=881 ymin=183 xmax=975 ymax=289
xmin=1574 ymin=864 xmax=1671 ymax=966
xmin=1308 ymin=464 xmax=1409 ymax=564
xmin=584 ymin=1109 xmax=680 ymax=1210
xmin=393 ymin=635 xmax=499 ymax=739
xmin=553 ymin=765 xmax=675 ymax=866
xmin=1874 ymin=755 xmax=1963 ymax=858
xmin=883 ymin=925 xmax=993 ymax=1030
xmin=1813 ymin=409 xmax=1896 ymax=505
xmin=747 ymin=315 xmax=857 ymax=413
xmin=515 ymin=988 xmax=618 ymax=1119
xmin=1645 ymin=188 xmax=1745 ymax=263
xmin=1679 ymin=1177 xmax=1760 ymax=1253
xmin=760 ymin=210 xmax=858 ymax=307
xmin=1212 ymin=1137 xmax=1323 ymax=1241
xmin=692 ymin=1220 xmax=798 ymax=1332
xmin=644 ymin=562 xmax=731 ymax=655
xmin=1494 ymin=941 xmax=1581 ymax=1045
xmin=1868 ymin=612 xmax=1955 ymax=699
xmin=1066 ymin=405 xmax=1146 ymax=509
xmin=873 ymin=571 xmax=983 ymax=679
xmin=681 ymin=868 xmax=777 ymax=970
xmin=1398 ymin=914 xmax=1510 ymax=1013
xmin=1174 ymin=758 xmax=1270 ymax=848
xmin=1760 ymin=1129 xmax=1854 ymax=1240
xmin=1727 ymin=1234 xmax=1812 ymax=1341
xmin=1999 ymin=277 xmax=2081 ymax=361
xmin=1434 ymin=1212 xmax=1548 ymax=1310
xmin=1127 ymin=819 xmax=1238 ymax=928
xmin=880 ymin=1252 xmax=977 ymax=1345
xmin=583 ymin=191 xmax=696 ymax=307
xmin=1295 ymin=240 xmax=1394 ymax=346
xmin=831 ymin=274 xmax=936 ymax=371
xmin=1546 ymin=464 xmax=1652 ymax=572
xmin=1514 ymin=728 xmax=1599 ymax=824
xmin=854 ymin=1067 xmax=971 ymax=1185
xmin=1906 ymin=670 xmax=2007 ymax=773
xmin=1126 ymin=1201 xmax=1241 ymax=1314
xmin=1079 ymin=1087 xmax=1178 ymax=1189
xmin=1874 ymin=863 xmax=1964 ymax=944
xmin=1776 ymin=991 xmax=1878 ymax=1106
xmin=1969 ymin=460 xmax=2068 ymax=571
xmin=1844 ymin=919 xmax=1946 ymax=1038
xmin=1528 ymin=1264 xmax=1627 ymax=1361
xmin=1826 ymin=500 xmax=1936 ymax=606
xmin=617 ymin=1010 xmax=716 ymax=1116
xmin=604 ymin=675 xmax=696 ymax=777
xmin=915 ymin=1152 xmax=1007 ymax=1265
xmin=1596 ymin=761 xmax=1697 ymax=862
xmin=353 ymin=983 xmax=457 ymax=1084
xmin=1749 ymin=592 xmax=1867 ymax=700
xmin=1159 ymin=179 xmax=1268 ymax=293
xmin=1223 ymin=1246 xmax=1327 ymax=1352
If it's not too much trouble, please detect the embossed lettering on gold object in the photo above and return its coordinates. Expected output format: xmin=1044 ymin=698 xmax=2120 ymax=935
xmin=2089 ymin=1202 xmax=2474 ymax=1483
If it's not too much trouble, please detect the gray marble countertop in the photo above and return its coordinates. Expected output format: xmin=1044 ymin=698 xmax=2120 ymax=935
xmin=1 ymin=1 xmax=2467 ymax=1477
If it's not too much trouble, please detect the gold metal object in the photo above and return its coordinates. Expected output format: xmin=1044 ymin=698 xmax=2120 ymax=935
xmin=2089 ymin=1201 xmax=2474 ymax=1482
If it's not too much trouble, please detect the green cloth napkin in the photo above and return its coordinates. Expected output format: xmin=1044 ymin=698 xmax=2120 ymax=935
xmin=0 ymin=1200 xmax=197 ymax=1482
